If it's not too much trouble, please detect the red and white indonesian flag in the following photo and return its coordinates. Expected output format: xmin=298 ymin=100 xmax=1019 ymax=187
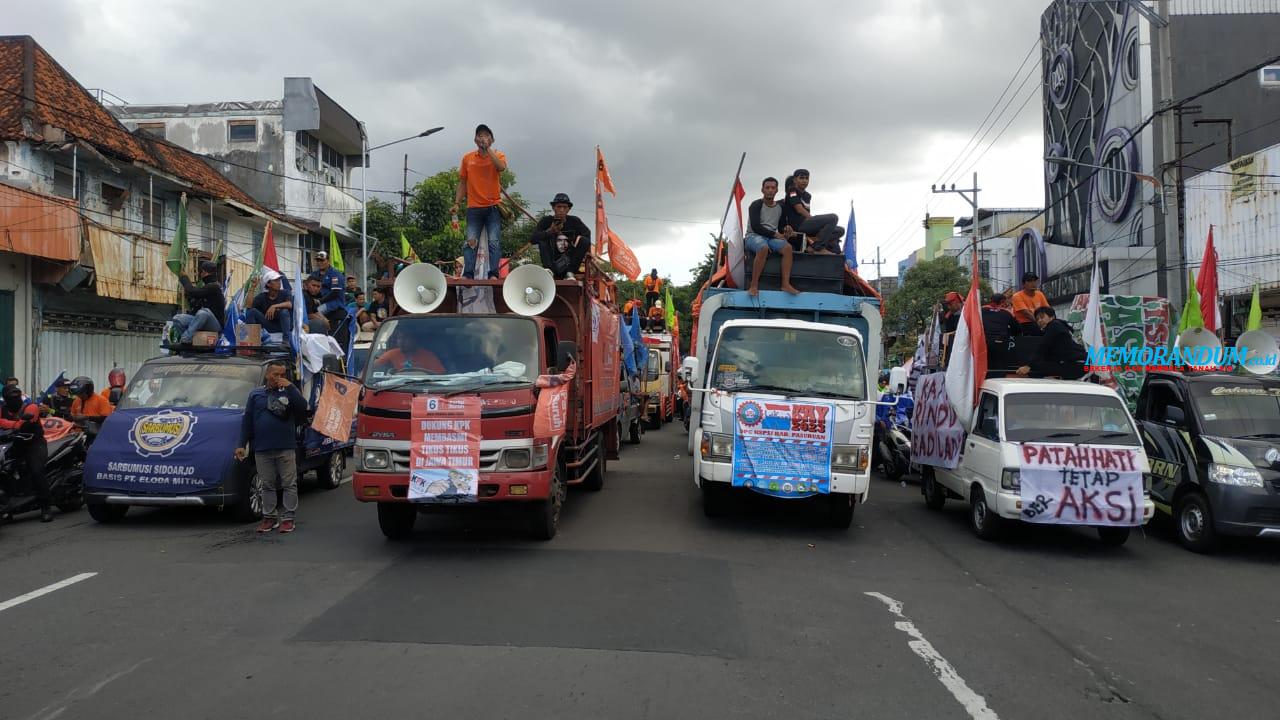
xmin=944 ymin=251 xmax=988 ymax=426
xmin=723 ymin=178 xmax=746 ymax=288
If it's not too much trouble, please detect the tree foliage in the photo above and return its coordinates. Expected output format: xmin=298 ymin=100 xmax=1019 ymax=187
xmin=881 ymin=256 xmax=991 ymax=336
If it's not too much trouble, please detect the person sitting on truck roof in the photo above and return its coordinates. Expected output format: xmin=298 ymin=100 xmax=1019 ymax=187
xmin=1015 ymin=306 xmax=1087 ymax=380
xmin=360 ymin=287 xmax=389 ymax=332
xmin=643 ymin=270 xmax=663 ymax=307
xmin=1010 ymin=272 xmax=1049 ymax=336
xmin=783 ymin=170 xmax=844 ymax=254
xmin=745 ymin=176 xmax=801 ymax=297
xmin=939 ymin=291 xmax=963 ymax=364
xmin=647 ymin=301 xmax=666 ymax=332
xmin=171 ymin=260 xmax=226 ymax=345
xmin=344 ymin=275 xmax=359 ymax=304
xmin=371 ymin=326 xmax=446 ymax=374
xmin=531 ymin=193 xmax=591 ymax=279
xmin=244 ymin=272 xmax=295 ymax=340
xmin=981 ymin=293 xmax=1021 ymax=344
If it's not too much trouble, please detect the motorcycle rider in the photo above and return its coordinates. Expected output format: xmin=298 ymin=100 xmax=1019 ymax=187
xmin=69 ymin=376 xmax=113 ymax=442
xmin=1 ymin=384 xmax=52 ymax=522
xmin=101 ymin=368 xmax=127 ymax=407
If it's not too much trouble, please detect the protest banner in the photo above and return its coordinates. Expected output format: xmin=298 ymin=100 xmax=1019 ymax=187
xmin=534 ymin=360 xmax=577 ymax=442
xmin=408 ymin=395 xmax=481 ymax=504
xmin=1018 ymin=443 xmax=1144 ymax=526
xmin=731 ymin=396 xmax=834 ymax=498
xmin=312 ymin=373 xmax=359 ymax=443
xmin=912 ymin=373 xmax=965 ymax=469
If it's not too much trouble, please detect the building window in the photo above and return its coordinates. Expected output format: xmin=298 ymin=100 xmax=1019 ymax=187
xmin=228 ymin=120 xmax=257 ymax=143
xmin=136 ymin=122 xmax=166 ymax=139
xmin=53 ymin=166 xmax=78 ymax=199
xmin=1261 ymin=66 xmax=1280 ymax=87
xmin=1096 ymin=127 xmax=1138 ymax=223
xmin=321 ymin=143 xmax=345 ymax=187
xmin=296 ymin=131 xmax=319 ymax=173
xmin=142 ymin=194 xmax=168 ymax=236
xmin=1121 ymin=28 xmax=1140 ymax=91
xmin=213 ymin=217 xmax=229 ymax=246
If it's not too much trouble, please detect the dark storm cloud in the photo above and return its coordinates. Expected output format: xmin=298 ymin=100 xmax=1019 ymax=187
xmin=8 ymin=0 xmax=1048 ymax=278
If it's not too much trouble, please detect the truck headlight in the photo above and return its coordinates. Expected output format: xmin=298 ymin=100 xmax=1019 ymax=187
xmin=1000 ymin=468 xmax=1021 ymax=491
xmin=832 ymin=445 xmax=868 ymax=472
xmin=1208 ymin=463 xmax=1264 ymax=488
xmin=502 ymin=448 xmax=531 ymax=470
xmin=700 ymin=432 xmax=732 ymax=461
xmin=361 ymin=448 xmax=390 ymax=471
xmin=531 ymin=443 xmax=549 ymax=470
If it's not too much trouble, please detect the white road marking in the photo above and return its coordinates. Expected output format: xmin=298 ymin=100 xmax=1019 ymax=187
xmin=865 ymin=591 xmax=1000 ymax=720
xmin=0 ymin=572 xmax=98 ymax=613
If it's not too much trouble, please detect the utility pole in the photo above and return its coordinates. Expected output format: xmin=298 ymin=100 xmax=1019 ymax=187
xmin=932 ymin=171 xmax=982 ymax=271
xmin=402 ymin=153 xmax=409 ymax=216
xmin=862 ymin=246 xmax=885 ymax=281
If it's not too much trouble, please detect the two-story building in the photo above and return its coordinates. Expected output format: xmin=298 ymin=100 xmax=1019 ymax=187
xmin=0 ymin=35 xmax=304 ymax=387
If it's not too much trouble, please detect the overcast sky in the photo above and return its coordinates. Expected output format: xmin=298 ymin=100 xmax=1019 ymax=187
xmin=12 ymin=0 xmax=1050 ymax=284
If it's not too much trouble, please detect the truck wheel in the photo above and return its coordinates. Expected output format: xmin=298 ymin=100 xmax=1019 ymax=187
xmin=581 ymin=440 xmax=606 ymax=492
xmin=1175 ymin=491 xmax=1219 ymax=553
xmin=88 ymin=503 xmax=128 ymax=524
xmin=826 ymin=493 xmax=855 ymax=529
xmin=233 ymin=470 xmax=265 ymax=523
xmin=377 ymin=503 xmax=417 ymax=540
xmin=1097 ymin=526 xmax=1131 ymax=547
xmin=530 ymin=466 xmax=565 ymax=541
xmin=316 ymin=451 xmax=345 ymax=490
xmin=628 ymin=420 xmax=641 ymax=445
xmin=922 ymin=469 xmax=946 ymax=511
xmin=702 ymin=481 xmax=729 ymax=518
xmin=969 ymin=486 xmax=1003 ymax=541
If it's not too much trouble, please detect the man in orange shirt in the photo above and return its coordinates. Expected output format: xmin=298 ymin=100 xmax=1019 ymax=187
xmin=451 ymin=124 xmax=509 ymax=280
xmin=643 ymin=269 xmax=663 ymax=307
xmin=372 ymin=328 xmax=446 ymax=374
xmin=1009 ymin=271 xmax=1049 ymax=336
xmin=647 ymin=301 xmax=666 ymax=332
xmin=69 ymin=376 xmax=113 ymax=441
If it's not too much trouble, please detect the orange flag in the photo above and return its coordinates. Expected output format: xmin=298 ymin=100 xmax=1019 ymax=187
xmin=595 ymin=184 xmax=609 ymax=256
xmin=596 ymin=147 xmax=616 ymax=196
xmin=608 ymin=229 xmax=641 ymax=280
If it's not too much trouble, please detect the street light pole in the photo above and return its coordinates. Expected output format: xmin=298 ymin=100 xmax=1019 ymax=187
xmin=358 ymin=126 xmax=444 ymax=296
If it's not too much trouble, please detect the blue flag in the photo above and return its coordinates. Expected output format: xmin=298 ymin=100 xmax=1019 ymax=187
xmin=844 ymin=200 xmax=858 ymax=273
xmin=220 ymin=283 xmax=243 ymax=351
xmin=41 ymin=370 xmax=66 ymax=405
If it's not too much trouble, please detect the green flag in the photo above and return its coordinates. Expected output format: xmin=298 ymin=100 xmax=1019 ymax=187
xmin=664 ymin=285 xmax=676 ymax=329
xmin=329 ymin=228 xmax=345 ymax=272
xmin=166 ymin=193 xmax=188 ymax=276
xmin=1247 ymin=283 xmax=1262 ymax=332
xmin=1178 ymin=269 xmax=1205 ymax=334
xmin=400 ymin=232 xmax=419 ymax=263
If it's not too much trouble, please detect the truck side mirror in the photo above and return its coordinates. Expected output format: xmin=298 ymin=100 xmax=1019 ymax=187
xmin=1164 ymin=405 xmax=1186 ymax=426
xmin=556 ymin=341 xmax=578 ymax=372
xmin=680 ymin=356 xmax=699 ymax=384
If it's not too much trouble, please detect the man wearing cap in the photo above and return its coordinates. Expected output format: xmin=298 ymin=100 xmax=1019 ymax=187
xmin=451 ymin=124 xmax=509 ymax=279
xmin=1010 ymin=272 xmax=1049 ymax=336
xmin=531 ymin=193 xmax=591 ymax=279
xmin=171 ymin=260 xmax=226 ymax=345
xmin=312 ymin=251 xmax=346 ymax=319
xmin=244 ymin=272 xmax=295 ymax=338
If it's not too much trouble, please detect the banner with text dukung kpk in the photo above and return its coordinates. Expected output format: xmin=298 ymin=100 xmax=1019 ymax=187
xmin=409 ymin=395 xmax=481 ymax=504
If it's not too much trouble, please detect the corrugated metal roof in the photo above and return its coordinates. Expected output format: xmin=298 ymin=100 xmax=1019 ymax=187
xmin=0 ymin=182 xmax=81 ymax=261
xmin=86 ymin=225 xmax=181 ymax=304
xmin=1170 ymin=0 xmax=1280 ymax=15
xmin=1185 ymin=144 xmax=1280 ymax=295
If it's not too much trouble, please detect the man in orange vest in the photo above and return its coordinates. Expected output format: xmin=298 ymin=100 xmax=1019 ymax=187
xmin=643 ymin=269 xmax=663 ymax=307
xmin=1009 ymin=271 xmax=1049 ymax=336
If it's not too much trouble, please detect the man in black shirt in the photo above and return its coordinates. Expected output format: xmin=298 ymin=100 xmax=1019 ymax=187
xmin=531 ymin=193 xmax=591 ymax=279
xmin=744 ymin=177 xmax=799 ymax=296
xmin=981 ymin=293 xmax=1021 ymax=344
xmin=783 ymin=169 xmax=844 ymax=254
xmin=244 ymin=273 xmax=295 ymax=336
xmin=360 ymin=287 xmax=390 ymax=332
xmin=172 ymin=261 xmax=226 ymax=344
xmin=939 ymin=291 xmax=962 ymax=364
xmin=1016 ymin=306 xmax=1087 ymax=379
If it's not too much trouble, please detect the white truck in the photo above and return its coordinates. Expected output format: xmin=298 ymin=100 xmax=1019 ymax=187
xmin=682 ymin=287 xmax=882 ymax=528
xmin=917 ymin=376 xmax=1155 ymax=546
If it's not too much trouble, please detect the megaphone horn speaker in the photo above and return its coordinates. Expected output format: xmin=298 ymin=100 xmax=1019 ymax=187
xmin=1237 ymin=329 xmax=1279 ymax=375
xmin=503 ymin=264 xmax=556 ymax=316
xmin=394 ymin=263 xmax=447 ymax=314
xmin=1174 ymin=327 xmax=1223 ymax=369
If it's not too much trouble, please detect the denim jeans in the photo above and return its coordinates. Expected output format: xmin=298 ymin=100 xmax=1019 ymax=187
xmin=243 ymin=307 xmax=294 ymax=336
xmin=744 ymin=232 xmax=789 ymax=254
xmin=463 ymin=205 xmax=502 ymax=278
xmin=172 ymin=308 xmax=222 ymax=343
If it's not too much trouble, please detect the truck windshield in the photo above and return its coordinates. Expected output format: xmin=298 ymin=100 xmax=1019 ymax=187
xmin=709 ymin=326 xmax=866 ymax=399
xmin=1003 ymin=393 xmax=1138 ymax=445
xmin=117 ymin=363 xmax=261 ymax=410
xmin=1190 ymin=383 xmax=1280 ymax=438
xmin=364 ymin=317 xmax=540 ymax=391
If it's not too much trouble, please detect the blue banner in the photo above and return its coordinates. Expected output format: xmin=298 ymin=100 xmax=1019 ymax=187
xmin=732 ymin=396 xmax=834 ymax=498
xmin=84 ymin=407 xmax=242 ymax=494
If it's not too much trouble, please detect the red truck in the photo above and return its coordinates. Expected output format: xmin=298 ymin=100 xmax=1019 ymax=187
xmin=353 ymin=263 xmax=622 ymax=541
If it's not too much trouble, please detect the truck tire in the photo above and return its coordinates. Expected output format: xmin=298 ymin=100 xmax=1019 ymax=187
xmin=233 ymin=470 xmax=264 ymax=523
xmin=315 ymin=451 xmax=345 ymax=490
xmin=88 ymin=503 xmax=129 ymax=524
xmin=377 ymin=503 xmax=416 ymax=540
xmin=922 ymin=468 xmax=946 ymax=510
xmin=1175 ymin=491 xmax=1219 ymax=553
xmin=969 ymin=486 xmax=1003 ymax=541
xmin=581 ymin=439 xmax=606 ymax=492
xmin=1097 ymin=526 xmax=1131 ymax=547
xmin=530 ymin=466 xmax=565 ymax=541
xmin=701 ymin=481 xmax=729 ymax=518
xmin=826 ymin=493 xmax=855 ymax=529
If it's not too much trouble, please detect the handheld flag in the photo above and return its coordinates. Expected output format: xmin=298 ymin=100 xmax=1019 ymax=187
xmin=944 ymin=249 xmax=988 ymax=426
xmin=243 ymin=222 xmax=280 ymax=297
xmin=844 ymin=200 xmax=858 ymax=273
xmin=41 ymin=371 xmax=66 ymax=406
xmin=1247 ymin=283 xmax=1262 ymax=332
xmin=1177 ymin=270 xmax=1205 ymax=334
xmin=1082 ymin=253 xmax=1105 ymax=352
xmin=329 ymin=228 xmax=345 ymax=272
xmin=400 ymin=232 xmax=419 ymax=263
xmin=1195 ymin=226 xmax=1220 ymax=333
xmin=596 ymin=146 xmax=616 ymax=197
xmin=665 ymin=285 xmax=676 ymax=329
xmin=166 ymin=193 xmax=189 ymax=276
xmin=721 ymin=178 xmax=746 ymax=288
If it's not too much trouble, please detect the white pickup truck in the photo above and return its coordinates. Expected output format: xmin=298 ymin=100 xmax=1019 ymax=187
xmin=919 ymin=378 xmax=1154 ymax=546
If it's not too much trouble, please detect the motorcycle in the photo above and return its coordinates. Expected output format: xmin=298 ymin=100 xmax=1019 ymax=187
xmin=0 ymin=417 xmax=87 ymax=523
xmin=874 ymin=416 xmax=912 ymax=481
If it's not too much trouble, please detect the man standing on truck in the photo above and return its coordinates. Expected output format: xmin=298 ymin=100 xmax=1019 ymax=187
xmin=235 ymin=361 xmax=309 ymax=535
xmin=746 ymin=177 xmax=801 ymax=296
xmin=171 ymin=261 xmax=226 ymax=345
xmin=451 ymin=124 xmax=508 ymax=279
xmin=643 ymin=269 xmax=663 ymax=307
xmin=1016 ymin=306 xmax=1087 ymax=379
xmin=531 ymin=193 xmax=591 ymax=279
xmin=311 ymin=251 xmax=346 ymax=321
xmin=1010 ymin=272 xmax=1049 ymax=336
xmin=939 ymin=291 xmax=963 ymax=364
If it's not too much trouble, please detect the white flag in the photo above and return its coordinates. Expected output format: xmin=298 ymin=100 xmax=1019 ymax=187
xmin=1082 ymin=255 xmax=1105 ymax=351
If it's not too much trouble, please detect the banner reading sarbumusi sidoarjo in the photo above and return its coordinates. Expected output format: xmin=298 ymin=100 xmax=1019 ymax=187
xmin=731 ymin=396 xmax=834 ymax=499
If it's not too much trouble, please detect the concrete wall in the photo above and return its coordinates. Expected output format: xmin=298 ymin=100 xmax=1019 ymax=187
xmin=0 ymin=252 xmax=33 ymax=385
xmin=143 ymin=111 xmax=286 ymax=210
xmin=281 ymin=133 xmax=362 ymax=233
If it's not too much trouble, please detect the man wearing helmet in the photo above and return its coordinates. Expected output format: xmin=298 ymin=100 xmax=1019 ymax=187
xmin=69 ymin=376 xmax=113 ymax=439
xmin=101 ymin=368 xmax=127 ymax=407
xmin=1 ymin=384 xmax=52 ymax=522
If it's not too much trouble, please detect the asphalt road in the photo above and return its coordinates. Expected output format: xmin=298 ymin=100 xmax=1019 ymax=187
xmin=1 ymin=425 xmax=1278 ymax=720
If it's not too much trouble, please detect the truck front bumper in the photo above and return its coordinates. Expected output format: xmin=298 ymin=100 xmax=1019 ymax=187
xmin=992 ymin=490 xmax=1156 ymax=524
xmin=695 ymin=458 xmax=870 ymax=498
xmin=353 ymin=469 xmax=553 ymax=504
xmin=1205 ymin=483 xmax=1280 ymax=538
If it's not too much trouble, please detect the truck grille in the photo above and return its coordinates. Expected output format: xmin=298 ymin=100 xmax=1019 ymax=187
xmin=391 ymin=449 xmax=502 ymax=473
xmin=1245 ymin=507 xmax=1280 ymax=525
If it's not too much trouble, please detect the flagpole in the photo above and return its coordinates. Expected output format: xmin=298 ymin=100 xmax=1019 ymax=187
xmin=718 ymin=152 xmax=747 ymax=232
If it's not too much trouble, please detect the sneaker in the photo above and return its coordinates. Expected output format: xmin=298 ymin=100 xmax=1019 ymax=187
xmin=256 ymin=517 xmax=279 ymax=533
xmin=278 ymin=519 xmax=296 ymax=534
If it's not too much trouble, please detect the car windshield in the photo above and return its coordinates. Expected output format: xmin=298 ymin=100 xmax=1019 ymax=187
xmin=364 ymin=317 xmax=540 ymax=391
xmin=1190 ymin=383 xmax=1280 ymax=438
xmin=709 ymin=326 xmax=867 ymax=399
xmin=1003 ymin=392 xmax=1138 ymax=445
xmin=116 ymin=363 xmax=260 ymax=410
